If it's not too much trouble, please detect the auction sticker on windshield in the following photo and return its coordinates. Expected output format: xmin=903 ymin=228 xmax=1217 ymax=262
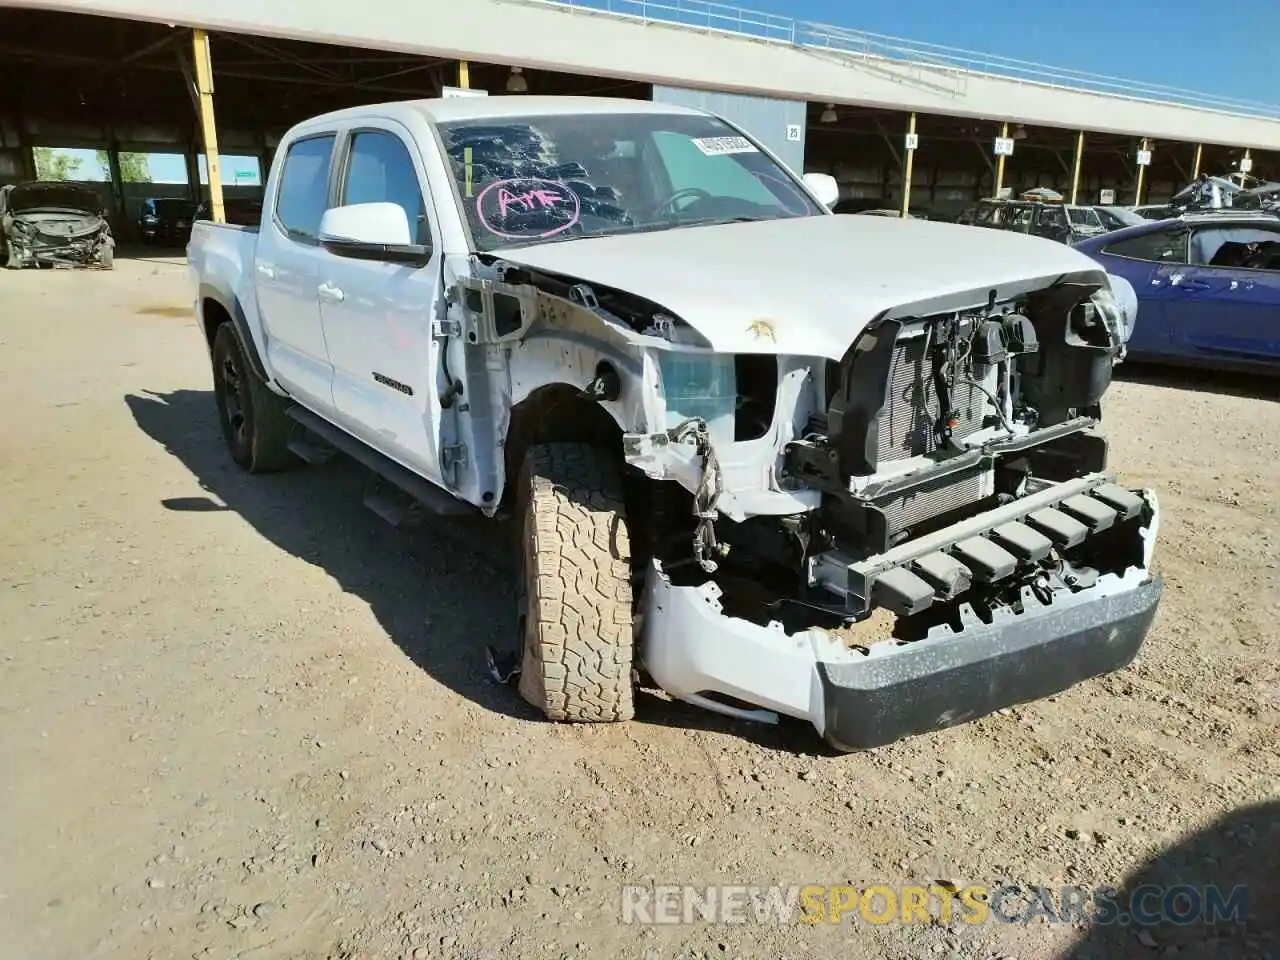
xmin=691 ymin=136 xmax=759 ymax=156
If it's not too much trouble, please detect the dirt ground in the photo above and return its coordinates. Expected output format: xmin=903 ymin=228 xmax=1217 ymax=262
xmin=1 ymin=257 xmax=1277 ymax=960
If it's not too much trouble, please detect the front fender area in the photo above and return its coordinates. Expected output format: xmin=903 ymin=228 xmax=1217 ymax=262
xmin=498 ymin=334 xmax=657 ymax=510
xmin=507 ymin=330 xmax=656 ymax=430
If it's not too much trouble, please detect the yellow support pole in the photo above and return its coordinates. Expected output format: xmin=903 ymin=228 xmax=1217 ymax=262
xmin=192 ymin=29 xmax=225 ymax=225
xmin=900 ymin=112 xmax=916 ymax=219
xmin=458 ymin=60 xmax=470 ymax=89
xmin=1191 ymin=143 xmax=1203 ymax=179
xmin=1135 ymin=139 xmax=1149 ymax=207
xmin=1070 ymin=130 xmax=1085 ymax=205
xmin=994 ymin=121 xmax=1009 ymax=198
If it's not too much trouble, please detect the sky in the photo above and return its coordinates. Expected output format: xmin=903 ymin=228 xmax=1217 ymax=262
xmin=37 ymin=148 xmax=261 ymax=186
xmin=601 ymin=0 xmax=1279 ymax=108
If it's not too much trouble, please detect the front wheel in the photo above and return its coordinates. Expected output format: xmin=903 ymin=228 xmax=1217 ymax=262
xmin=210 ymin=323 xmax=297 ymax=473
xmin=516 ymin=443 xmax=636 ymax=723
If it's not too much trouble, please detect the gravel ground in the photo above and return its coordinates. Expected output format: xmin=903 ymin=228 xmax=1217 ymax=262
xmin=1 ymin=258 xmax=1276 ymax=960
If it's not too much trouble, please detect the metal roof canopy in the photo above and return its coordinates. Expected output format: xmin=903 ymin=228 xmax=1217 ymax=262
xmin=4 ymin=0 xmax=1280 ymax=151
xmin=0 ymin=9 xmax=646 ymax=136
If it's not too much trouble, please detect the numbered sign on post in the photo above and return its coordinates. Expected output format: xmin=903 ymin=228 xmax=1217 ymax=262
xmin=1136 ymin=149 xmax=1152 ymax=166
xmin=904 ymin=133 xmax=919 ymax=151
xmin=786 ymin=124 xmax=802 ymax=142
xmin=994 ymin=137 xmax=1015 ymax=157
xmin=1240 ymin=156 xmax=1254 ymax=173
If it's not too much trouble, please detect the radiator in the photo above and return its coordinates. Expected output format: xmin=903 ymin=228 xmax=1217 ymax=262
xmin=878 ymin=334 xmax=985 ymax=464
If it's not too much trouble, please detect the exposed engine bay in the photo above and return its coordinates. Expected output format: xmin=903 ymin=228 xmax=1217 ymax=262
xmin=0 ymin=181 xmax=115 ymax=270
xmin=534 ymin=269 xmax=1146 ymax=626
xmin=454 ymin=240 xmax=1159 ymax=749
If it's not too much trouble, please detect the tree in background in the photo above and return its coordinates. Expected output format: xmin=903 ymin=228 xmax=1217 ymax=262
xmin=97 ymin=150 xmax=152 ymax=183
xmin=33 ymin=146 xmax=84 ymax=181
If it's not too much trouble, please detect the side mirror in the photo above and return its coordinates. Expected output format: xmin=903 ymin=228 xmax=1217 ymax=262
xmin=318 ymin=202 xmax=430 ymax=266
xmin=802 ymin=172 xmax=840 ymax=209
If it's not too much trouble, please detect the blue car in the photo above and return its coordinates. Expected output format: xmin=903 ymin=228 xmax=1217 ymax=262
xmin=1073 ymin=211 xmax=1280 ymax=374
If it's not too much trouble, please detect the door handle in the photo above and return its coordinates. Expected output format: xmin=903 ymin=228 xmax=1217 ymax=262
xmin=317 ymin=281 xmax=345 ymax=303
xmin=256 ymin=262 xmax=276 ymax=280
xmin=1174 ymin=279 xmax=1210 ymax=292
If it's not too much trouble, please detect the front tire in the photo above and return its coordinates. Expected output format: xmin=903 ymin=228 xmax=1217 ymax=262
xmin=210 ymin=323 xmax=297 ymax=474
xmin=516 ymin=443 xmax=635 ymax=723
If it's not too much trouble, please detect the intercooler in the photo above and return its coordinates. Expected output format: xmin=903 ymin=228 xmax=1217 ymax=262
xmin=877 ymin=333 xmax=986 ymax=464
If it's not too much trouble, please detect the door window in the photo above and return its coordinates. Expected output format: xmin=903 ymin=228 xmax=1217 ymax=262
xmin=1038 ymin=207 xmax=1067 ymax=229
xmin=341 ymin=130 xmax=430 ymax=245
xmin=1188 ymin=225 xmax=1280 ymax=269
xmin=1102 ymin=228 xmax=1188 ymax=263
xmin=275 ymin=135 xmax=336 ymax=243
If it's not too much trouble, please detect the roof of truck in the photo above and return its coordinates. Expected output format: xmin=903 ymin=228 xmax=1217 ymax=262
xmin=301 ymin=95 xmax=708 ymax=127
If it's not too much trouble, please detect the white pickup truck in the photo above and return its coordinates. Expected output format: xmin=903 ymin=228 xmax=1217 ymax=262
xmin=188 ymin=95 xmax=1162 ymax=751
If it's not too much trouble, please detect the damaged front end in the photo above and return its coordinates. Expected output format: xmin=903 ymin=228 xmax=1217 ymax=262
xmin=625 ymin=278 xmax=1161 ymax=750
xmin=1 ymin=182 xmax=114 ymax=269
xmin=456 ymin=246 xmax=1160 ymax=750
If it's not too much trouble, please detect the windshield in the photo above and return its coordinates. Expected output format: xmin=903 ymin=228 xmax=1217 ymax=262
xmin=1067 ymin=207 xmax=1101 ymax=226
xmin=8 ymin=183 xmax=103 ymax=215
xmin=435 ymin=112 xmax=822 ymax=251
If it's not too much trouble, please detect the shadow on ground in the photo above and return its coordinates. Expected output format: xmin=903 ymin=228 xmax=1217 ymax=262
xmin=1061 ymin=799 xmax=1279 ymax=960
xmin=126 ymin=387 xmax=822 ymax=754
xmin=1114 ymin=360 xmax=1280 ymax=403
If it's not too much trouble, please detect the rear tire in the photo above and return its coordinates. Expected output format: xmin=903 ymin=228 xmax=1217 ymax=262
xmin=516 ymin=443 xmax=635 ymax=723
xmin=210 ymin=323 xmax=297 ymax=474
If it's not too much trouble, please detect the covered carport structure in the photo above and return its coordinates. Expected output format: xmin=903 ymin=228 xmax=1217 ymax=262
xmin=3 ymin=0 xmax=1279 ymax=231
xmin=0 ymin=7 xmax=651 ymax=239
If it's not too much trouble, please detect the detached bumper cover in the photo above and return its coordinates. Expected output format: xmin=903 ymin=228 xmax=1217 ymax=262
xmin=643 ymin=564 xmax=1162 ymax=749
xmin=819 ymin=573 xmax=1162 ymax=750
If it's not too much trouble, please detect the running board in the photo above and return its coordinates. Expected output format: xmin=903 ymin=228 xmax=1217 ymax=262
xmin=284 ymin=406 xmax=475 ymax=517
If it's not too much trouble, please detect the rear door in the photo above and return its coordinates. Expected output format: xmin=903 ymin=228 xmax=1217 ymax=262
xmin=254 ymin=132 xmax=340 ymax=414
xmin=1168 ymin=222 xmax=1280 ymax=364
xmin=318 ymin=122 xmax=446 ymax=484
xmin=1092 ymin=225 xmax=1191 ymax=359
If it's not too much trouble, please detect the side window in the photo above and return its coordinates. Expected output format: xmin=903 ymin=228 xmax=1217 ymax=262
xmin=275 ymin=135 xmax=336 ymax=243
xmin=1039 ymin=207 xmax=1066 ymax=228
xmin=341 ymin=130 xmax=429 ymax=245
xmin=1103 ymin=228 xmax=1188 ymax=263
xmin=1189 ymin=225 xmax=1280 ymax=269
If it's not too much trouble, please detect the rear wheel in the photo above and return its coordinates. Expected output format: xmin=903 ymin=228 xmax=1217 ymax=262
xmin=516 ymin=443 xmax=636 ymax=723
xmin=210 ymin=323 xmax=297 ymax=473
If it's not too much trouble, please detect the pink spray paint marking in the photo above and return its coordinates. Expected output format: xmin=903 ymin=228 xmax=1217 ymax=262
xmin=476 ymin=177 xmax=582 ymax=240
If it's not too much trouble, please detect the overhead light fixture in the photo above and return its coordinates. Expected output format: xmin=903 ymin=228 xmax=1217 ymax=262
xmin=820 ymin=103 xmax=837 ymax=124
xmin=506 ymin=66 xmax=528 ymax=93
xmin=1012 ymin=124 xmax=1028 ymax=141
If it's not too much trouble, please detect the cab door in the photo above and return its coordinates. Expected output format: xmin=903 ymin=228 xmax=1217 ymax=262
xmin=316 ymin=123 xmax=445 ymax=485
xmin=254 ymin=133 xmax=340 ymax=414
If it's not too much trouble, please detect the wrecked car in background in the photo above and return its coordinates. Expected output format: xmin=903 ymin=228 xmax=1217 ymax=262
xmin=188 ymin=96 xmax=1162 ymax=752
xmin=0 ymin=181 xmax=115 ymax=269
